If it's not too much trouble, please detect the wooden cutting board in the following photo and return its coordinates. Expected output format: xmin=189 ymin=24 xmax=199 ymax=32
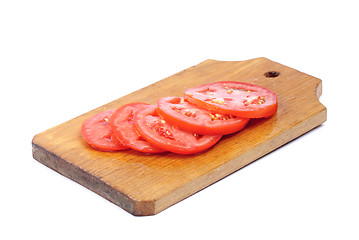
xmin=32 ymin=57 xmax=327 ymax=216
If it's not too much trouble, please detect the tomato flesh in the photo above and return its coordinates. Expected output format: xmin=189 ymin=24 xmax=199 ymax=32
xmin=184 ymin=81 xmax=278 ymax=118
xmin=157 ymin=96 xmax=249 ymax=135
xmin=109 ymin=103 xmax=166 ymax=153
xmin=133 ymin=105 xmax=222 ymax=155
xmin=81 ymin=109 xmax=128 ymax=151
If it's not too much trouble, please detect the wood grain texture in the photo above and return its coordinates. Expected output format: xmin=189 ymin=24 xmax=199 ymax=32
xmin=32 ymin=58 xmax=327 ymax=216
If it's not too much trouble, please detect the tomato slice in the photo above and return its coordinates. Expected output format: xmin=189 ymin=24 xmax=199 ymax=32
xmin=81 ymin=109 xmax=128 ymax=151
xmin=109 ymin=103 xmax=166 ymax=153
xmin=157 ymin=96 xmax=249 ymax=135
xmin=184 ymin=81 xmax=278 ymax=118
xmin=133 ymin=105 xmax=222 ymax=155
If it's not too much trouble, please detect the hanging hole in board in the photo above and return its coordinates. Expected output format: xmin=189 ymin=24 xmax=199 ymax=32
xmin=264 ymin=71 xmax=280 ymax=78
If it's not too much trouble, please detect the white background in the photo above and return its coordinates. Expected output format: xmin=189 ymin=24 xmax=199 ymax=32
xmin=1 ymin=0 xmax=358 ymax=239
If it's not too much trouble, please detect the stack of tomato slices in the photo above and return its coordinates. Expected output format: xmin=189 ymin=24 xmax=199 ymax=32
xmin=81 ymin=81 xmax=278 ymax=155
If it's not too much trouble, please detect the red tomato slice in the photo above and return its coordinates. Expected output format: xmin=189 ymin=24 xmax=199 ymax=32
xmin=133 ymin=105 xmax=222 ymax=155
xmin=184 ymin=81 xmax=278 ymax=118
xmin=109 ymin=103 xmax=166 ymax=153
xmin=81 ymin=109 xmax=128 ymax=151
xmin=157 ymin=96 xmax=249 ymax=135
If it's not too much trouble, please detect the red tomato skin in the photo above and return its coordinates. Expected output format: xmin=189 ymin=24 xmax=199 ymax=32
xmin=157 ymin=97 xmax=249 ymax=135
xmin=81 ymin=109 xmax=128 ymax=151
xmin=109 ymin=103 xmax=166 ymax=153
xmin=184 ymin=81 xmax=278 ymax=118
xmin=133 ymin=105 xmax=222 ymax=155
